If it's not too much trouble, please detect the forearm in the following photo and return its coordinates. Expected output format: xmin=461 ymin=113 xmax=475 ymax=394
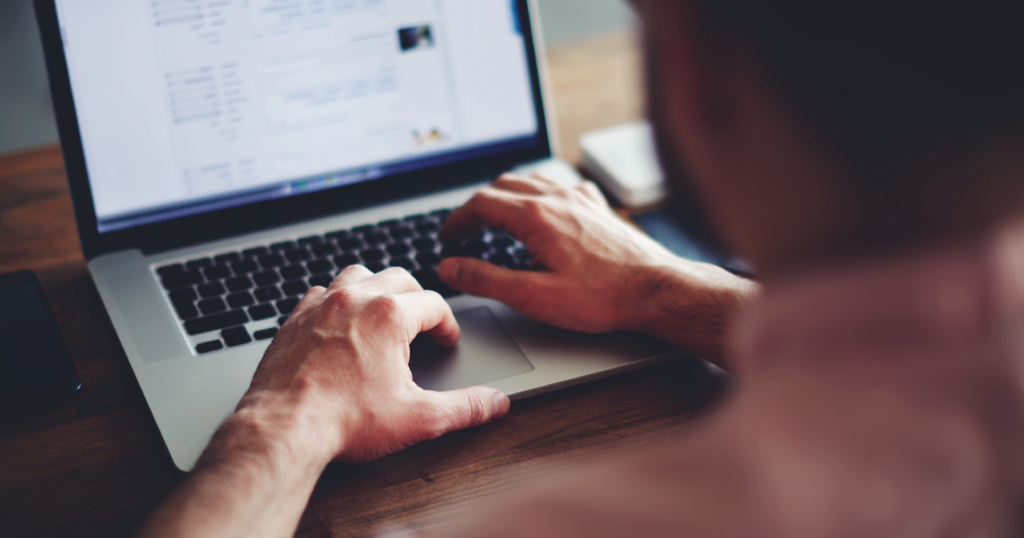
xmin=137 ymin=398 xmax=335 ymax=538
xmin=627 ymin=261 xmax=759 ymax=370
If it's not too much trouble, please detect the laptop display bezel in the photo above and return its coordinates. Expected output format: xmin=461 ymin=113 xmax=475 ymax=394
xmin=34 ymin=0 xmax=554 ymax=260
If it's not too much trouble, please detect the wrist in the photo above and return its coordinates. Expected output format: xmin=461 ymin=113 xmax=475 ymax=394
xmin=198 ymin=389 xmax=340 ymax=480
xmin=623 ymin=260 xmax=758 ymax=366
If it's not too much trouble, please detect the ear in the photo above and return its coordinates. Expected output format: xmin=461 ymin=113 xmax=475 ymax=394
xmin=641 ymin=0 xmax=734 ymax=151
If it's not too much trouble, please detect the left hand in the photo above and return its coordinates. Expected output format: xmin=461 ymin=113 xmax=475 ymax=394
xmin=234 ymin=265 xmax=511 ymax=464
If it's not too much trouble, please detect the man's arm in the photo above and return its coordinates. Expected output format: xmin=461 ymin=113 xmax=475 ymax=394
xmin=439 ymin=174 xmax=758 ymax=367
xmin=137 ymin=266 xmax=510 ymax=538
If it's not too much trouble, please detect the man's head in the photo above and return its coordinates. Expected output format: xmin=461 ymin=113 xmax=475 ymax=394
xmin=633 ymin=0 xmax=1024 ymax=274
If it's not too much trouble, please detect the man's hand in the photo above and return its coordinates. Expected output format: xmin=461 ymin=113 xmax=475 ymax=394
xmin=439 ymin=174 xmax=757 ymax=364
xmin=138 ymin=267 xmax=510 ymax=538
xmin=239 ymin=264 xmax=510 ymax=464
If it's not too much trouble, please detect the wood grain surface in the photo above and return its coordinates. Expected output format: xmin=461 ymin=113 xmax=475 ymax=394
xmin=0 ymin=31 xmax=724 ymax=538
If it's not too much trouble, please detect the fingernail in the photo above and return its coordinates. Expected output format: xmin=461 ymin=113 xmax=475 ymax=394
xmin=440 ymin=259 xmax=461 ymax=283
xmin=490 ymin=391 xmax=508 ymax=420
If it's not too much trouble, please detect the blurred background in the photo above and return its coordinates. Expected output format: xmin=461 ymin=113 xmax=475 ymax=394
xmin=0 ymin=0 xmax=635 ymax=157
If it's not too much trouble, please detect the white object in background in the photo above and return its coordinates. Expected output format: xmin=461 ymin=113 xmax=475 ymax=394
xmin=579 ymin=121 xmax=668 ymax=207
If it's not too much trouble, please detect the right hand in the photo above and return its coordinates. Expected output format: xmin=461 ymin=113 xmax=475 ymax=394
xmin=439 ymin=174 xmax=756 ymax=363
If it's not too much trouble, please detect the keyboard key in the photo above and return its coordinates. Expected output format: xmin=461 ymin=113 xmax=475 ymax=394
xmin=298 ymin=236 xmax=323 ymax=245
xmin=227 ymin=291 xmax=255 ymax=308
xmin=172 ymin=298 xmax=199 ymax=320
xmin=387 ymin=243 xmax=412 ymax=256
xmin=490 ymin=252 xmax=516 ymax=268
xmin=157 ymin=263 xmax=185 ymax=277
xmin=334 ymin=254 xmax=360 ymax=269
xmin=337 ymin=238 xmax=363 ymax=251
xmin=184 ymin=309 xmax=249 ymax=335
xmin=196 ymin=340 xmax=223 ymax=354
xmin=389 ymin=257 xmax=415 ymax=270
xmin=214 ymin=252 xmax=241 ymax=265
xmin=311 ymin=243 xmax=338 ymax=258
xmin=441 ymin=241 xmax=466 ymax=258
xmin=367 ymin=262 xmax=388 ymax=273
xmin=169 ymin=288 xmax=198 ymax=302
xmin=429 ymin=208 xmax=451 ymax=220
xmin=242 ymin=246 xmax=268 ymax=258
xmin=203 ymin=264 xmax=232 ymax=280
xmin=231 ymin=259 xmax=259 ymax=274
xmin=198 ymin=297 xmax=227 ymax=315
xmin=416 ymin=222 xmax=440 ymax=235
xmin=490 ymin=233 xmax=515 ymax=249
xmin=248 ymin=303 xmax=277 ymax=321
xmin=465 ymin=239 xmax=490 ymax=257
xmin=186 ymin=257 xmax=213 ymax=271
xmin=280 ymin=265 xmax=307 ymax=280
xmin=226 ymin=276 xmax=254 ymax=292
xmin=363 ymin=232 xmax=389 ymax=245
xmin=282 ymin=280 xmax=309 ymax=296
xmin=390 ymin=226 xmax=415 ymax=240
xmin=307 ymin=259 xmax=333 ymax=274
xmin=253 ymin=270 xmax=281 ymax=286
xmin=285 ymin=249 xmax=312 ymax=264
xmin=255 ymin=286 xmax=283 ymax=303
xmin=413 ymin=238 xmax=437 ymax=252
xmin=361 ymin=248 xmax=386 ymax=263
xmin=378 ymin=219 xmax=401 ymax=228
xmin=423 ymin=280 xmax=462 ymax=298
xmin=270 ymin=241 xmax=295 ymax=251
xmin=258 ymin=253 xmax=285 ymax=269
xmin=276 ymin=297 xmax=300 ymax=315
xmin=278 ymin=315 xmax=289 ymax=326
xmin=198 ymin=281 xmax=226 ymax=298
xmin=413 ymin=268 xmax=439 ymax=285
xmin=162 ymin=271 xmax=203 ymax=290
xmin=254 ymin=327 xmax=279 ymax=341
xmin=222 ymin=326 xmax=252 ymax=347
xmin=416 ymin=252 xmax=442 ymax=267
xmin=308 ymin=274 xmax=333 ymax=287
xmin=403 ymin=213 xmax=428 ymax=223
xmin=325 ymin=230 xmax=351 ymax=241
xmin=353 ymin=224 xmax=376 ymax=235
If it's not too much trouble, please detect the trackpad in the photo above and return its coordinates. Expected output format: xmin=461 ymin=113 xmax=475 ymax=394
xmin=410 ymin=307 xmax=534 ymax=392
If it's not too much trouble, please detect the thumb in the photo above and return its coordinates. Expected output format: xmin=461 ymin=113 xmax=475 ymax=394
xmin=421 ymin=386 xmax=510 ymax=436
xmin=438 ymin=257 xmax=551 ymax=306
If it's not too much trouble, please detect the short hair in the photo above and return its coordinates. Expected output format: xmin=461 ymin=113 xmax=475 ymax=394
xmin=697 ymin=0 xmax=1024 ymax=170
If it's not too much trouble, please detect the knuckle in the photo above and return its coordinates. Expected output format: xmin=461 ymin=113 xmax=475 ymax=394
xmin=368 ymin=294 xmax=404 ymax=323
xmin=324 ymin=288 xmax=358 ymax=310
xmin=521 ymin=198 xmax=547 ymax=220
xmin=467 ymin=392 xmax=489 ymax=425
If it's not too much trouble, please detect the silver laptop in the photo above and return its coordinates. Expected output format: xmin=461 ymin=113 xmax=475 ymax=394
xmin=36 ymin=0 xmax=680 ymax=471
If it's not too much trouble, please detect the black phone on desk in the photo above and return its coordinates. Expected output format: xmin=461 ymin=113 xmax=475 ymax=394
xmin=0 ymin=270 xmax=81 ymax=414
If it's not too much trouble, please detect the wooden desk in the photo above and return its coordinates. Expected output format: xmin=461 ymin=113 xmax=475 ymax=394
xmin=0 ymin=31 xmax=724 ymax=537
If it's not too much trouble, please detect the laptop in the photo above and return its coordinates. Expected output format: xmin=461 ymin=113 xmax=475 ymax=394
xmin=35 ymin=0 xmax=681 ymax=471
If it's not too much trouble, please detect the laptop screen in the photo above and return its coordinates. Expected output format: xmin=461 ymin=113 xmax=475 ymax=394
xmin=54 ymin=0 xmax=542 ymax=233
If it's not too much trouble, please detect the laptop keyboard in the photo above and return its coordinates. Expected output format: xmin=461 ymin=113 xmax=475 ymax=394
xmin=154 ymin=208 xmax=531 ymax=355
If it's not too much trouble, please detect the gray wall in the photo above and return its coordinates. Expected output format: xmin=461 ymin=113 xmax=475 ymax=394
xmin=0 ymin=0 xmax=634 ymax=156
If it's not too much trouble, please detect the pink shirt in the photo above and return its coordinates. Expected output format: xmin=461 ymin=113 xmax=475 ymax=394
xmin=433 ymin=224 xmax=1024 ymax=537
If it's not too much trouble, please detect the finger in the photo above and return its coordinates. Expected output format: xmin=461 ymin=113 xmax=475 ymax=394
xmin=327 ymin=264 xmax=375 ymax=291
xmin=291 ymin=285 xmax=328 ymax=316
xmin=356 ymin=267 xmax=423 ymax=295
xmin=437 ymin=257 xmax=556 ymax=313
xmin=419 ymin=386 xmax=511 ymax=435
xmin=579 ymin=180 xmax=609 ymax=205
xmin=527 ymin=172 xmax=564 ymax=188
xmin=440 ymin=187 xmax=534 ymax=241
xmin=492 ymin=173 xmax=552 ymax=195
xmin=392 ymin=289 xmax=461 ymax=348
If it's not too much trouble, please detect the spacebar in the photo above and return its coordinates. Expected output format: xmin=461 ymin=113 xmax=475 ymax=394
xmin=184 ymin=310 xmax=249 ymax=335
